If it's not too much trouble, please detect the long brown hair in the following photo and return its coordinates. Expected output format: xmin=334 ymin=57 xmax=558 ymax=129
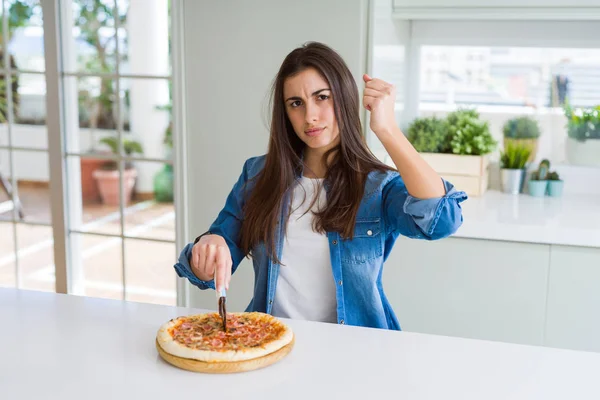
xmin=240 ymin=42 xmax=394 ymax=264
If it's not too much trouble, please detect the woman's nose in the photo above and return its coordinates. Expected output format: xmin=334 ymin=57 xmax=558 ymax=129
xmin=304 ymin=102 xmax=318 ymax=123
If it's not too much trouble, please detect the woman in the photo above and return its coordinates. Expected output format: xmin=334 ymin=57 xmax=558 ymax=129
xmin=174 ymin=42 xmax=467 ymax=330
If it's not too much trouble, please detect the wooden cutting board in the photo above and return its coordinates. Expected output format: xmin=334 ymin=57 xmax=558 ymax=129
xmin=156 ymin=335 xmax=295 ymax=374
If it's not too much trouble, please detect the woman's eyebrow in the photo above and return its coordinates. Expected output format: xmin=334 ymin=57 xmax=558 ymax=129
xmin=285 ymin=88 xmax=331 ymax=102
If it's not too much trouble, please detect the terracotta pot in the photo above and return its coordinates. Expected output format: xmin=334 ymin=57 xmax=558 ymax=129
xmin=80 ymin=158 xmax=106 ymax=203
xmin=93 ymin=168 xmax=138 ymax=206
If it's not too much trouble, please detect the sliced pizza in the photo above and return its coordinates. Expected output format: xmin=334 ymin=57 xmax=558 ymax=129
xmin=156 ymin=312 xmax=294 ymax=363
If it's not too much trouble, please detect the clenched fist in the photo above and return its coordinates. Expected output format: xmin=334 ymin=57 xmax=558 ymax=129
xmin=190 ymin=234 xmax=232 ymax=292
xmin=362 ymin=74 xmax=398 ymax=140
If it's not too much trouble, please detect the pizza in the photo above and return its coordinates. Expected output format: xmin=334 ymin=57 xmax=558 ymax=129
xmin=156 ymin=312 xmax=294 ymax=363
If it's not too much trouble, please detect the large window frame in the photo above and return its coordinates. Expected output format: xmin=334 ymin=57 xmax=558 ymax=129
xmin=0 ymin=0 xmax=51 ymax=290
xmin=368 ymin=15 xmax=600 ymax=156
xmin=2 ymin=0 xmax=191 ymax=305
xmin=408 ymin=19 xmax=600 ymax=119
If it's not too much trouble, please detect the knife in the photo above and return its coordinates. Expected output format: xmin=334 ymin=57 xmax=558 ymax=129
xmin=215 ymin=270 xmax=227 ymax=332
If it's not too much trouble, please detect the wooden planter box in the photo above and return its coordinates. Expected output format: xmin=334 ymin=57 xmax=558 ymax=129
xmin=420 ymin=153 xmax=490 ymax=197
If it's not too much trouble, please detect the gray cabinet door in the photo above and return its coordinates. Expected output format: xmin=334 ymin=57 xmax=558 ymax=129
xmin=384 ymin=236 xmax=550 ymax=346
xmin=545 ymin=245 xmax=600 ymax=352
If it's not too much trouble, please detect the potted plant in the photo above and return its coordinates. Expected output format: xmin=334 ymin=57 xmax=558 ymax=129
xmin=527 ymin=159 xmax=550 ymax=197
xmin=447 ymin=108 xmax=497 ymax=156
xmin=546 ymin=171 xmax=564 ymax=197
xmin=500 ymin=141 xmax=532 ymax=194
xmin=564 ymin=103 xmax=600 ymax=167
xmin=407 ymin=109 xmax=497 ymax=197
xmin=153 ymin=122 xmax=174 ymax=202
xmin=503 ymin=116 xmax=541 ymax=163
xmin=93 ymin=136 xmax=143 ymax=206
xmin=407 ymin=116 xmax=450 ymax=153
xmin=153 ymin=102 xmax=174 ymax=202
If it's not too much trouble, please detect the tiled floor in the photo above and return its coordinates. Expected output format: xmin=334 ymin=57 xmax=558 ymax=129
xmin=0 ymin=185 xmax=177 ymax=305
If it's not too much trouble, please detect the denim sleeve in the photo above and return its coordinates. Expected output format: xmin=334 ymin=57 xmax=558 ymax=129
xmin=173 ymin=158 xmax=253 ymax=290
xmin=174 ymin=242 xmax=215 ymax=290
xmin=383 ymin=175 xmax=468 ymax=240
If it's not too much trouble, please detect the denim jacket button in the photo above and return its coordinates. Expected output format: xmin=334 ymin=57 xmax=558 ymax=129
xmin=339 ymin=319 xmax=345 ymax=325
xmin=367 ymin=229 xmax=373 ymax=236
xmin=338 ymin=280 xmax=342 ymax=286
xmin=332 ymin=240 xmax=338 ymax=245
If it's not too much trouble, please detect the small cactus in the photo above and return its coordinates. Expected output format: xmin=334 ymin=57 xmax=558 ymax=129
xmin=547 ymin=171 xmax=561 ymax=181
xmin=538 ymin=159 xmax=550 ymax=180
xmin=531 ymin=159 xmax=551 ymax=181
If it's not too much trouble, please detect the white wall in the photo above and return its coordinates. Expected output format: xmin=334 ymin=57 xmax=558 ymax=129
xmin=181 ymin=0 xmax=370 ymax=310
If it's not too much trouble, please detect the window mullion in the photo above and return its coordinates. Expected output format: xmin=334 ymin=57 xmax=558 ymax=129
xmin=41 ymin=0 xmax=69 ymax=294
xmin=172 ymin=0 xmax=189 ymax=307
xmin=113 ymin=0 xmax=126 ymax=301
xmin=1 ymin=0 xmax=21 ymax=288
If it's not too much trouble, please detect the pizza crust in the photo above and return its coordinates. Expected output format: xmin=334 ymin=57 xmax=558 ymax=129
xmin=156 ymin=312 xmax=294 ymax=362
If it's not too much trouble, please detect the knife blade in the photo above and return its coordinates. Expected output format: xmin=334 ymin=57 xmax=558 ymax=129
xmin=218 ymin=293 xmax=227 ymax=332
xmin=215 ymin=270 xmax=227 ymax=332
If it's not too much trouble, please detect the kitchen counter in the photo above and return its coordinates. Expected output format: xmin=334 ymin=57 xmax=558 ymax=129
xmin=2 ymin=288 xmax=600 ymax=399
xmin=454 ymin=190 xmax=600 ymax=248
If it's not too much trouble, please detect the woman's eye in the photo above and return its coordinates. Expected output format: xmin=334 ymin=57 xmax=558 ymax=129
xmin=290 ymin=100 xmax=302 ymax=108
xmin=318 ymin=94 xmax=330 ymax=101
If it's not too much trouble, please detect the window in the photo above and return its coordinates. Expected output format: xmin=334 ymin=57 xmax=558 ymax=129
xmin=0 ymin=0 xmax=55 ymax=291
xmin=61 ymin=0 xmax=177 ymax=305
xmin=0 ymin=0 xmax=180 ymax=306
xmin=420 ymin=46 xmax=600 ymax=109
xmin=369 ymin=13 xmax=600 ymax=168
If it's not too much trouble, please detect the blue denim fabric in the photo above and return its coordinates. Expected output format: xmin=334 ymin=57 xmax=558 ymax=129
xmin=174 ymin=155 xmax=467 ymax=330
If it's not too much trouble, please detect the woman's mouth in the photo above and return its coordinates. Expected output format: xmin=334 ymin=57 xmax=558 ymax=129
xmin=305 ymin=127 xmax=324 ymax=137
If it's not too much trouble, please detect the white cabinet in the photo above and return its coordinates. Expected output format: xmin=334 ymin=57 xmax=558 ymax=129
xmin=384 ymin=236 xmax=600 ymax=352
xmin=384 ymin=236 xmax=550 ymax=346
xmin=545 ymin=246 xmax=600 ymax=353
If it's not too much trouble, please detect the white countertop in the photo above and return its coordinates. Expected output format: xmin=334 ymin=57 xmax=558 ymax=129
xmin=454 ymin=190 xmax=600 ymax=248
xmin=2 ymin=288 xmax=600 ymax=399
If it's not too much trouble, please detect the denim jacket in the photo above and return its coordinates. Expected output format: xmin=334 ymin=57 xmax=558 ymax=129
xmin=174 ymin=155 xmax=468 ymax=330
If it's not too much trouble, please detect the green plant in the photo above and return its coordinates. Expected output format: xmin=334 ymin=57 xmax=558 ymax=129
xmin=547 ymin=171 xmax=561 ymax=181
xmin=406 ymin=116 xmax=450 ymax=153
xmin=164 ymin=122 xmax=173 ymax=148
xmin=74 ymin=0 xmax=128 ymax=130
xmin=156 ymin=102 xmax=173 ymax=149
xmin=99 ymin=136 xmax=143 ymax=170
xmin=563 ymin=103 xmax=600 ymax=142
xmin=500 ymin=141 xmax=532 ymax=169
xmin=0 ymin=0 xmax=36 ymax=122
xmin=0 ymin=74 xmax=19 ymax=123
xmin=446 ymin=108 xmax=497 ymax=155
xmin=530 ymin=159 xmax=550 ymax=180
xmin=503 ymin=116 xmax=541 ymax=139
xmin=2 ymin=1 xmax=36 ymax=32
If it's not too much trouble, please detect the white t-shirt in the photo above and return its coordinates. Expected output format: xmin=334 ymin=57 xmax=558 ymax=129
xmin=271 ymin=176 xmax=338 ymax=323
